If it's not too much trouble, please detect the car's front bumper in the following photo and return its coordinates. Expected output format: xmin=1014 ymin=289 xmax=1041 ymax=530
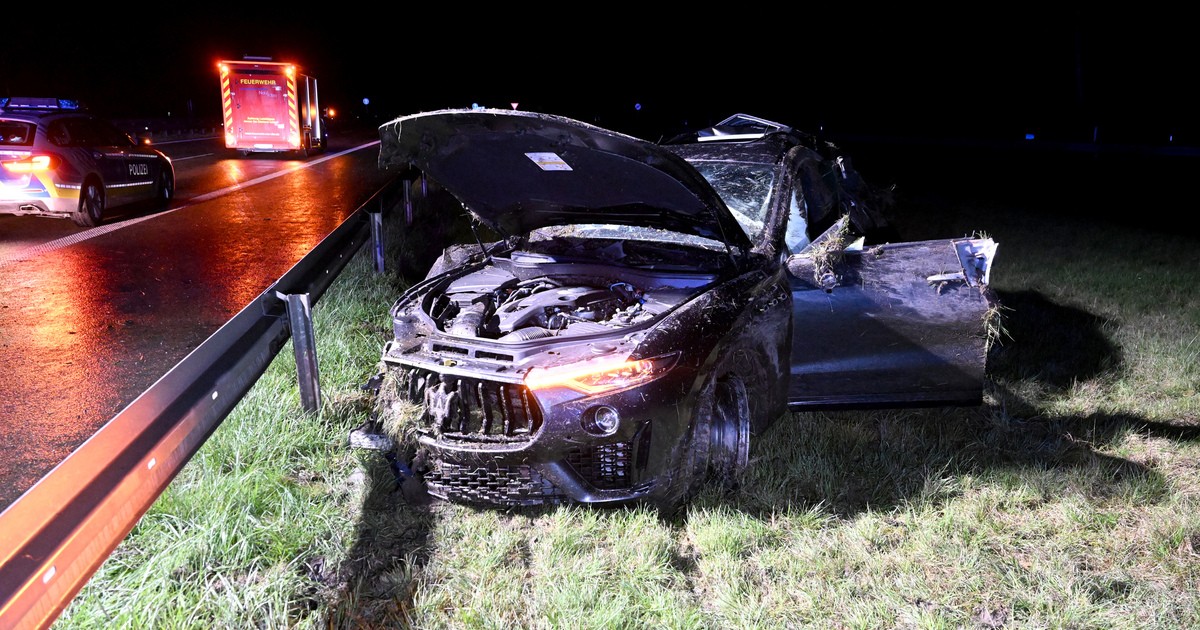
xmin=416 ymin=435 xmax=655 ymax=506
xmin=389 ymin=362 xmax=699 ymax=507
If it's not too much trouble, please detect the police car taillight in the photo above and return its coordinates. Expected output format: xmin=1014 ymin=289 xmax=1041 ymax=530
xmin=1 ymin=155 xmax=56 ymax=173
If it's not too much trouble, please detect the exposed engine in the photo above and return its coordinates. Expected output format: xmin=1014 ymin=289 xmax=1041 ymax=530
xmin=425 ymin=266 xmax=666 ymax=342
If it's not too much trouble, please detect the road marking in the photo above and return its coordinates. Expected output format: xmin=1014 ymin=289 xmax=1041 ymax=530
xmin=0 ymin=141 xmax=380 ymax=269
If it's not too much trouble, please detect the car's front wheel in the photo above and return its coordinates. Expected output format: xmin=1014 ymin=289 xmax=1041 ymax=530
xmin=71 ymin=179 xmax=104 ymax=227
xmin=658 ymin=373 xmax=752 ymax=513
xmin=155 ymin=168 xmax=174 ymax=208
xmin=708 ymin=376 xmax=751 ymax=487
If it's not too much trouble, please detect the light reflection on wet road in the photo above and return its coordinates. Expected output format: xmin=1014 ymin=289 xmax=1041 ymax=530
xmin=0 ymin=131 xmax=395 ymax=509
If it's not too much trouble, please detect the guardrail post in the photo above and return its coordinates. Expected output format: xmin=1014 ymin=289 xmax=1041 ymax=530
xmin=370 ymin=204 xmax=385 ymax=274
xmin=277 ymin=291 xmax=321 ymax=412
xmin=403 ymin=179 xmax=413 ymax=225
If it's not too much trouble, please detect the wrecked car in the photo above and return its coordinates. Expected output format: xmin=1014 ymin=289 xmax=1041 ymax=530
xmin=364 ymin=109 xmax=998 ymax=510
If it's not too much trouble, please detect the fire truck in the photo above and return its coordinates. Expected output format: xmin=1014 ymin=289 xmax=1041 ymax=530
xmin=218 ymin=57 xmax=326 ymax=156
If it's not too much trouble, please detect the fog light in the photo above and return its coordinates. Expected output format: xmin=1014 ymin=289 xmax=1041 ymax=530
xmin=582 ymin=405 xmax=620 ymax=436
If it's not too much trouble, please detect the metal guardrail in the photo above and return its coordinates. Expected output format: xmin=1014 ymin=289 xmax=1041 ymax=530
xmin=0 ymin=177 xmax=408 ymax=630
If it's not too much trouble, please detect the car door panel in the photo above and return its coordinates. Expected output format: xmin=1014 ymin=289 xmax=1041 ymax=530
xmin=786 ymin=236 xmax=997 ymax=409
xmin=69 ymin=118 xmax=129 ymax=204
xmin=93 ymin=119 xmax=140 ymax=205
xmin=125 ymin=143 xmax=160 ymax=202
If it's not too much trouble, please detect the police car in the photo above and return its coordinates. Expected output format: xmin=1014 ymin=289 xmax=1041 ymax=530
xmin=0 ymin=97 xmax=174 ymax=227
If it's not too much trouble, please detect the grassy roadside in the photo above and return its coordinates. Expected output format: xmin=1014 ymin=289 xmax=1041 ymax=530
xmin=56 ymin=164 xmax=1199 ymax=628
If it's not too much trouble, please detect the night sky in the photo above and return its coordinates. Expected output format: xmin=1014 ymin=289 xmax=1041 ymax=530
xmin=2 ymin=8 xmax=1192 ymax=145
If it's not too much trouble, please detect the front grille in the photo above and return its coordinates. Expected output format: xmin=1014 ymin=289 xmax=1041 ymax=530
xmin=395 ymin=367 xmax=541 ymax=442
xmin=567 ymin=442 xmax=633 ymax=490
xmin=424 ymin=460 xmax=563 ymax=506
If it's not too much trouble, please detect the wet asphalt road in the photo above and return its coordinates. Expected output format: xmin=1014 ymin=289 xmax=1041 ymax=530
xmin=0 ymin=126 xmax=395 ymax=510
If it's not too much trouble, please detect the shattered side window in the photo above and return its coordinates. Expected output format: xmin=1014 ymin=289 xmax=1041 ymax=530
xmin=687 ymin=160 xmax=775 ymax=244
xmin=798 ymin=160 xmax=839 ymax=237
xmin=785 ymin=190 xmax=810 ymax=254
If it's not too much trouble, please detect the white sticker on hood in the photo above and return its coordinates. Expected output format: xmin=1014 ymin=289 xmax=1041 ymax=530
xmin=525 ymin=152 xmax=572 ymax=171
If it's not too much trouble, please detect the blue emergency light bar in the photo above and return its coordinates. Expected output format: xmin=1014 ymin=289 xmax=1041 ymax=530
xmin=0 ymin=97 xmax=83 ymax=111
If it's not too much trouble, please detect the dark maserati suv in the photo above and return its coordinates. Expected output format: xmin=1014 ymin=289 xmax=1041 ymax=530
xmin=364 ymin=109 xmax=999 ymax=510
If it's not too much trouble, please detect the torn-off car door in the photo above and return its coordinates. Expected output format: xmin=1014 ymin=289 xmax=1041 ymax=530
xmin=786 ymin=220 xmax=998 ymax=409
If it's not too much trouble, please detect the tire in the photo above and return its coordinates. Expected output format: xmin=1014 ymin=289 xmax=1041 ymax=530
xmin=71 ymin=179 xmax=104 ymax=227
xmin=155 ymin=168 xmax=174 ymax=208
xmin=708 ymin=377 xmax=751 ymax=489
xmin=657 ymin=374 xmax=752 ymax=513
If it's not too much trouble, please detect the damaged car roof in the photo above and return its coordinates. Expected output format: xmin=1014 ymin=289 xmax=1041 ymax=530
xmin=377 ymin=108 xmax=752 ymax=249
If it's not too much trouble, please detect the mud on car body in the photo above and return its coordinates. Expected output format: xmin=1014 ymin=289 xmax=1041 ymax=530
xmin=0 ymin=97 xmax=174 ymax=227
xmin=363 ymin=109 xmax=998 ymax=511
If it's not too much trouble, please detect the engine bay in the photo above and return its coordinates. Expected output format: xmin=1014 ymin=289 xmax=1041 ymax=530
xmin=426 ymin=266 xmax=678 ymax=342
xmin=414 ymin=239 xmax=722 ymax=343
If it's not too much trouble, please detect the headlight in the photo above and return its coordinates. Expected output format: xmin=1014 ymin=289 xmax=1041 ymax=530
xmin=524 ymin=353 xmax=678 ymax=395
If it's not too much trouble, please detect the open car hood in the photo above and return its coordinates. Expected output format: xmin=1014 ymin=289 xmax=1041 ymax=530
xmin=377 ymin=109 xmax=752 ymax=250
